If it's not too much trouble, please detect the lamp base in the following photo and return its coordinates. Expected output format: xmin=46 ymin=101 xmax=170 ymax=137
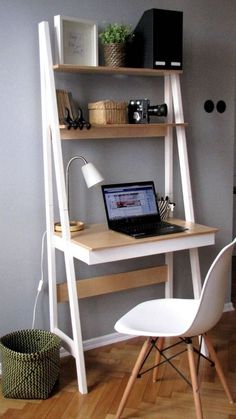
xmin=54 ymin=221 xmax=85 ymax=232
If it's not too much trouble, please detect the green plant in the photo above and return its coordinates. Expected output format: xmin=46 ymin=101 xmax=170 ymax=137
xmin=99 ymin=23 xmax=134 ymax=44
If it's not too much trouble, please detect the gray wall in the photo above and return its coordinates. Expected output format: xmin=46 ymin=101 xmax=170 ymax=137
xmin=0 ymin=0 xmax=235 ymax=341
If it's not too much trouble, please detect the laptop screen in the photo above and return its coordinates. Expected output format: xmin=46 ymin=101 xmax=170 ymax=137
xmin=102 ymin=181 xmax=160 ymax=222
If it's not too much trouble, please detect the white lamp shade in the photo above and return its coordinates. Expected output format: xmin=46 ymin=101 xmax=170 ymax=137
xmin=81 ymin=162 xmax=104 ymax=188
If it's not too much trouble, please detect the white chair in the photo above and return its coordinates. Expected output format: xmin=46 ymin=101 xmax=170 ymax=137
xmin=114 ymin=239 xmax=236 ymax=419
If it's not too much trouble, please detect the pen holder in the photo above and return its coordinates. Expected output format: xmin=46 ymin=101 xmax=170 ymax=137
xmin=158 ymin=199 xmax=175 ymax=220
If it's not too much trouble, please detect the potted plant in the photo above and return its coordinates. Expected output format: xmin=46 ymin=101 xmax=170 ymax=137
xmin=99 ymin=23 xmax=134 ymax=67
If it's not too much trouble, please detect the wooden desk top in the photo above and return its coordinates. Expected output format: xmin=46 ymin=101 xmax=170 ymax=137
xmin=54 ymin=219 xmax=218 ymax=265
xmin=69 ymin=219 xmax=218 ymax=251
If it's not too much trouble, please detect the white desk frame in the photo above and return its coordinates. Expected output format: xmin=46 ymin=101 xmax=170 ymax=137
xmin=39 ymin=21 xmax=217 ymax=394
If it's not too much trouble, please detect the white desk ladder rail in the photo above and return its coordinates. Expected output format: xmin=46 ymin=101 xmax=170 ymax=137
xmin=164 ymin=74 xmax=202 ymax=299
xmin=39 ymin=21 xmax=88 ymax=394
xmin=39 ymin=20 xmax=203 ymax=394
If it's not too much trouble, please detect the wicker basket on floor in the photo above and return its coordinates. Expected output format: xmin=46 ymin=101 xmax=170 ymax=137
xmin=0 ymin=329 xmax=61 ymax=399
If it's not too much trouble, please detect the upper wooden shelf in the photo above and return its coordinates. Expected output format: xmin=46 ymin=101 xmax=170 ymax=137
xmin=60 ymin=123 xmax=187 ymax=140
xmin=53 ymin=64 xmax=182 ymax=77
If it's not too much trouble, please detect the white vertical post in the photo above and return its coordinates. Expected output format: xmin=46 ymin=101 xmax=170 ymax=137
xmin=39 ymin=24 xmax=58 ymax=331
xmin=164 ymin=75 xmax=174 ymax=200
xmin=164 ymin=75 xmax=174 ymax=297
xmin=170 ymin=73 xmax=202 ymax=299
xmin=170 ymin=74 xmax=195 ymax=222
xmin=189 ymin=249 xmax=202 ymax=298
xmin=39 ymin=21 xmax=88 ymax=394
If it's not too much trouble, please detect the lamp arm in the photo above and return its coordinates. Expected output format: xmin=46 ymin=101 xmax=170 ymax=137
xmin=65 ymin=156 xmax=88 ymax=217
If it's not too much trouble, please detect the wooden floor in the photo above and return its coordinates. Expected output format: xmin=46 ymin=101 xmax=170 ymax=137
xmin=1 ymin=266 xmax=236 ymax=418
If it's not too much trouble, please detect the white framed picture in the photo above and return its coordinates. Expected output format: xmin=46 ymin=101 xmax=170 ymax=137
xmin=54 ymin=15 xmax=98 ymax=66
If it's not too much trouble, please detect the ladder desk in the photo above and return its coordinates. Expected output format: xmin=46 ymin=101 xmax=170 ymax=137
xmin=38 ymin=20 xmax=217 ymax=394
xmin=53 ymin=220 xmax=217 ymax=394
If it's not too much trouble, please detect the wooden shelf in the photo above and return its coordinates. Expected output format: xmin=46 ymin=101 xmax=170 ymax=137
xmin=53 ymin=64 xmax=182 ymax=77
xmin=60 ymin=123 xmax=187 ymax=140
xmin=54 ymin=64 xmax=184 ymax=141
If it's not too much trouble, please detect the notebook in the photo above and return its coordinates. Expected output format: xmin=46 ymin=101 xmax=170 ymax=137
xmin=101 ymin=181 xmax=187 ymax=238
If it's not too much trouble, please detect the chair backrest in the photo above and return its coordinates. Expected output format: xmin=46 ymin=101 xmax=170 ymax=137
xmin=185 ymin=238 xmax=236 ymax=337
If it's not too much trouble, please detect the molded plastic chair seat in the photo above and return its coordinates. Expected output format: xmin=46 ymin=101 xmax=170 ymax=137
xmin=115 ymin=298 xmax=199 ymax=337
xmin=114 ymin=239 xmax=236 ymax=419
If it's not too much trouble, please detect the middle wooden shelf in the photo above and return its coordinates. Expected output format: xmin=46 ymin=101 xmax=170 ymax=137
xmin=60 ymin=122 xmax=187 ymax=140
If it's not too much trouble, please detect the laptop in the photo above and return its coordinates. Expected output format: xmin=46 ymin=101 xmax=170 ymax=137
xmin=101 ymin=181 xmax=187 ymax=238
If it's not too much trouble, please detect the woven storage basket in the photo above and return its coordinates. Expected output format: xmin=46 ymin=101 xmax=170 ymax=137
xmin=88 ymin=100 xmax=127 ymax=125
xmin=0 ymin=329 xmax=61 ymax=399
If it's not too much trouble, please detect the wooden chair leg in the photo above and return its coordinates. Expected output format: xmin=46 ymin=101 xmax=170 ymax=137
xmin=115 ymin=337 xmax=151 ymax=419
xmin=187 ymin=341 xmax=203 ymax=419
xmin=153 ymin=337 xmax=164 ymax=382
xmin=203 ymin=333 xmax=234 ymax=403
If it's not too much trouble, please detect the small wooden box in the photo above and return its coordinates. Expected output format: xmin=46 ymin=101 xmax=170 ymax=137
xmin=88 ymin=100 xmax=127 ymax=125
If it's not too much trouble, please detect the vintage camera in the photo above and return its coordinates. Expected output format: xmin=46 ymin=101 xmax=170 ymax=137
xmin=128 ymin=99 xmax=167 ymax=124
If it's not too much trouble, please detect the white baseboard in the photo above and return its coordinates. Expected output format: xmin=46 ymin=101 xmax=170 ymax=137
xmin=1 ymin=302 xmax=235 ymax=376
xmin=84 ymin=331 xmax=132 ymax=351
xmin=60 ymin=331 xmax=131 ymax=358
xmin=60 ymin=301 xmax=235 ymax=356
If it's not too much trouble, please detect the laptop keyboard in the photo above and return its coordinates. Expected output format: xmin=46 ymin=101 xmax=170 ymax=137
xmin=118 ymin=221 xmax=185 ymax=237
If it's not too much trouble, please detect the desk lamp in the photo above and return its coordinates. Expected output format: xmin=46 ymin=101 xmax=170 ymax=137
xmin=55 ymin=155 xmax=104 ymax=232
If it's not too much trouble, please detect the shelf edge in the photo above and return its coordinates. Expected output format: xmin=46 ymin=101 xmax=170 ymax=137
xmin=53 ymin=64 xmax=183 ymax=77
xmin=59 ymin=123 xmax=187 ymax=140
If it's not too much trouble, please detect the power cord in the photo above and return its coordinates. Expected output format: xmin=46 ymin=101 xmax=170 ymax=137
xmin=31 ymin=231 xmax=47 ymax=329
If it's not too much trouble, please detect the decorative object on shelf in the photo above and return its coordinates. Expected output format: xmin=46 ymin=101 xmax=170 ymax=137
xmin=64 ymin=107 xmax=91 ymax=130
xmin=54 ymin=156 xmax=104 ymax=233
xmin=88 ymin=100 xmax=127 ymax=125
xmin=54 ymin=15 xmax=98 ymax=65
xmin=128 ymin=99 xmax=167 ymax=124
xmin=56 ymin=89 xmax=76 ymax=124
xmin=99 ymin=23 xmax=134 ymax=67
xmin=132 ymin=8 xmax=183 ymax=70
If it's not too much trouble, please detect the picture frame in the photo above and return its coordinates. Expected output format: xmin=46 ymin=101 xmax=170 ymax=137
xmin=54 ymin=15 xmax=98 ymax=66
